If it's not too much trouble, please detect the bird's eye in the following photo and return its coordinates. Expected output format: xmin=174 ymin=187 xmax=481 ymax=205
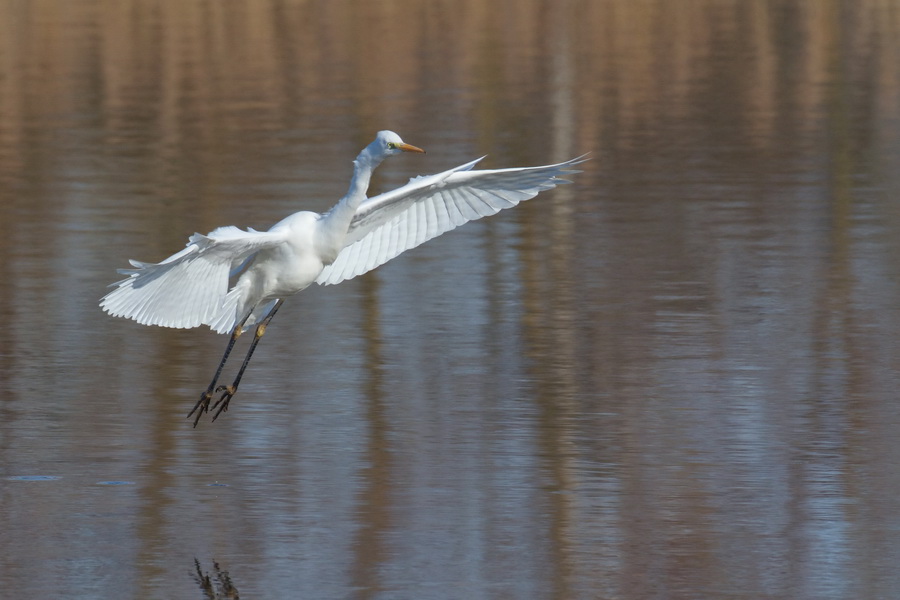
xmin=387 ymin=142 xmax=397 ymax=149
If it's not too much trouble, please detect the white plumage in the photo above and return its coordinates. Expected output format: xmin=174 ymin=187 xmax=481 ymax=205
xmin=317 ymin=156 xmax=582 ymax=285
xmin=102 ymin=226 xmax=287 ymax=332
xmin=99 ymin=130 xmax=585 ymax=424
xmin=103 ymin=146 xmax=584 ymax=332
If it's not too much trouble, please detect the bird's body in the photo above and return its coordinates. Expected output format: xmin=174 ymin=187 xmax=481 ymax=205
xmin=101 ymin=131 xmax=584 ymax=425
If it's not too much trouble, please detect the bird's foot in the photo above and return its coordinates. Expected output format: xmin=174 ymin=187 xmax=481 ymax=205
xmin=188 ymin=389 xmax=215 ymax=428
xmin=211 ymin=385 xmax=237 ymax=421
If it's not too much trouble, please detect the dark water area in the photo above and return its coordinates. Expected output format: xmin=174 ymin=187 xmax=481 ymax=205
xmin=2 ymin=1 xmax=900 ymax=598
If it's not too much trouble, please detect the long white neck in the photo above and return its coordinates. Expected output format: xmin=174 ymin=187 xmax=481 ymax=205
xmin=316 ymin=143 xmax=384 ymax=262
xmin=345 ymin=149 xmax=380 ymax=206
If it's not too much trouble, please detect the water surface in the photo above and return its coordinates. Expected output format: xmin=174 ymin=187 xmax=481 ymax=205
xmin=2 ymin=1 xmax=900 ymax=598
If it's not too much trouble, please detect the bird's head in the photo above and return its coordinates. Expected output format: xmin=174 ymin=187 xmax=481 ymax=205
xmin=372 ymin=130 xmax=426 ymax=158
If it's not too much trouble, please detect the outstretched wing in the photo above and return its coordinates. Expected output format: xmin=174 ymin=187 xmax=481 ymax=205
xmin=100 ymin=226 xmax=287 ymax=331
xmin=316 ymin=155 xmax=587 ymax=285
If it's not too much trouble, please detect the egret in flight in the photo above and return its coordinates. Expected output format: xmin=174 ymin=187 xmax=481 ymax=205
xmin=101 ymin=131 xmax=584 ymax=426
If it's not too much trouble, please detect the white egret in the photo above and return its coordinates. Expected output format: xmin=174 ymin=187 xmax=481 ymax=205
xmin=101 ymin=131 xmax=585 ymax=426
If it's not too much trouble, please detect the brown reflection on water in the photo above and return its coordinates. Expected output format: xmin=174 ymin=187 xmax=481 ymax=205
xmin=2 ymin=1 xmax=900 ymax=598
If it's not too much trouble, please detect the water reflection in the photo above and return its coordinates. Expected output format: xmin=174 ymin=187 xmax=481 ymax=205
xmin=2 ymin=0 xmax=900 ymax=598
xmin=192 ymin=559 xmax=240 ymax=600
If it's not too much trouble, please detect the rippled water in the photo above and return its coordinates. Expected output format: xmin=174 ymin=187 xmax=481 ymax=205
xmin=3 ymin=1 xmax=900 ymax=598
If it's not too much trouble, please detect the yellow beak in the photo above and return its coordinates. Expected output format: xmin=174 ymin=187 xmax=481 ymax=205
xmin=397 ymin=142 xmax=426 ymax=154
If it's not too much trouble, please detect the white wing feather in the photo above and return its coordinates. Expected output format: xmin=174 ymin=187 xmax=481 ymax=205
xmin=316 ymin=155 xmax=586 ymax=286
xmin=100 ymin=226 xmax=288 ymax=331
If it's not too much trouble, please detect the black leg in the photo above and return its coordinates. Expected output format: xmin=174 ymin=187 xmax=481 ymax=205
xmin=187 ymin=310 xmax=253 ymax=427
xmin=211 ymin=299 xmax=285 ymax=421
